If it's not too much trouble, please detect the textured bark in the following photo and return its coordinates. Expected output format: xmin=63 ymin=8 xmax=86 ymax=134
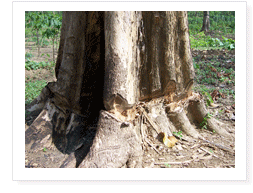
xmin=103 ymin=11 xmax=141 ymax=112
xmin=200 ymin=11 xmax=210 ymax=33
xmin=26 ymin=11 xmax=231 ymax=168
xmin=78 ymin=110 xmax=142 ymax=168
xmin=140 ymin=12 xmax=194 ymax=100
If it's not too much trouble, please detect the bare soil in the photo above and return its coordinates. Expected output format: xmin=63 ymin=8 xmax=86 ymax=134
xmin=25 ymin=43 xmax=235 ymax=168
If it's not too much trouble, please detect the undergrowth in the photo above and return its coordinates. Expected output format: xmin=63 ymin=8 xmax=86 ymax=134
xmin=25 ymin=80 xmax=47 ymax=104
xmin=25 ymin=52 xmax=54 ymax=70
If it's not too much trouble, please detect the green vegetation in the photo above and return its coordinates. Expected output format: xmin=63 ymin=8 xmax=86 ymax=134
xmin=193 ymin=59 xmax=235 ymax=86
xmin=200 ymin=113 xmax=213 ymax=130
xmin=188 ymin=11 xmax=235 ymax=35
xmin=189 ymin=32 xmax=235 ymax=50
xmin=25 ymin=52 xmax=54 ymax=70
xmin=25 ymin=12 xmax=62 ymax=106
xmin=25 ymin=60 xmax=55 ymax=71
xmin=164 ymin=163 xmax=171 ymax=168
xmin=188 ymin=11 xmax=235 ymax=50
xmin=25 ymin=11 xmax=62 ymax=61
xmin=173 ymin=131 xmax=183 ymax=140
xmin=25 ymin=80 xmax=47 ymax=104
xmin=202 ymin=92 xmax=214 ymax=106
xmin=25 ymin=11 xmax=235 ymax=116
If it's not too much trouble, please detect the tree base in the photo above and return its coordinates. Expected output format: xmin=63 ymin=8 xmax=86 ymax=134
xmin=25 ymin=92 xmax=232 ymax=168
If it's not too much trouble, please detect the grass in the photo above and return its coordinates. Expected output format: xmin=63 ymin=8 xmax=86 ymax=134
xmin=25 ymin=80 xmax=47 ymax=105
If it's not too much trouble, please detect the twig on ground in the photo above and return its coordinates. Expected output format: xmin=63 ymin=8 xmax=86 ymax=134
xmin=139 ymin=106 xmax=161 ymax=134
xmin=223 ymin=164 xmax=235 ymax=167
xmin=154 ymin=159 xmax=193 ymax=165
xmin=140 ymin=114 xmax=145 ymax=142
xmin=200 ymin=147 xmax=220 ymax=159
xmin=199 ymin=137 xmax=234 ymax=155
xmin=145 ymin=138 xmax=161 ymax=155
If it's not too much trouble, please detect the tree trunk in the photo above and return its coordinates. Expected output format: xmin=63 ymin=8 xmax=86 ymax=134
xmin=200 ymin=11 xmax=210 ymax=33
xmin=36 ymin=29 xmax=40 ymax=57
xmin=52 ymin=37 xmax=55 ymax=63
xmin=26 ymin=11 xmax=230 ymax=168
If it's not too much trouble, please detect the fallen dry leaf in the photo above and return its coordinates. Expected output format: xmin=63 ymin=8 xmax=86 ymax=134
xmin=211 ymin=90 xmax=226 ymax=101
xmin=162 ymin=132 xmax=178 ymax=148
xmin=223 ymin=73 xmax=231 ymax=78
xmin=210 ymin=103 xmax=219 ymax=108
xmin=209 ymin=66 xmax=217 ymax=72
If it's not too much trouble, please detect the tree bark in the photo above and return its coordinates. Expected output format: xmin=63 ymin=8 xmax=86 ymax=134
xmin=200 ymin=11 xmax=210 ymax=33
xmin=36 ymin=29 xmax=40 ymax=57
xmin=26 ymin=11 xmax=231 ymax=168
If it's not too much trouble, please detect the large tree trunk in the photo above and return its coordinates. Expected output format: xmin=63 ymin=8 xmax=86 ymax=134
xmin=200 ymin=11 xmax=210 ymax=33
xmin=26 ymin=11 xmax=230 ymax=168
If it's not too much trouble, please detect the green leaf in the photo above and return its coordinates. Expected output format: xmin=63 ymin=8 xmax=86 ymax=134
xmin=164 ymin=163 xmax=171 ymax=168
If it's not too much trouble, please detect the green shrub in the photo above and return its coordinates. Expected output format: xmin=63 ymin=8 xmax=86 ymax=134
xmin=25 ymin=80 xmax=47 ymax=104
xmin=190 ymin=33 xmax=235 ymax=50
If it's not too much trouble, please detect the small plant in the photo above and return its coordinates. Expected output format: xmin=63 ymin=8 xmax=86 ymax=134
xmin=193 ymin=62 xmax=200 ymax=69
xmin=41 ymin=53 xmax=50 ymax=58
xmin=25 ymin=110 xmax=31 ymax=118
xmin=207 ymin=37 xmax=223 ymax=47
xmin=173 ymin=131 xmax=183 ymax=140
xmin=202 ymin=92 xmax=213 ymax=106
xmin=25 ymin=52 xmax=33 ymax=59
xmin=164 ymin=163 xmax=171 ymax=168
xmin=222 ymin=36 xmax=235 ymax=50
xmin=218 ymin=109 xmax=224 ymax=114
xmin=200 ymin=112 xmax=213 ymax=130
xmin=43 ymin=147 xmax=47 ymax=152
xmin=219 ymin=76 xmax=227 ymax=83
xmin=25 ymin=60 xmax=54 ymax=70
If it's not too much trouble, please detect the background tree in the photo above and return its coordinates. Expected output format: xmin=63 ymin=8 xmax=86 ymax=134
xmin=42 ymin=12 xmax=62 ymax=63
xmin=25 ymin=11 xmax=46 ymax=57
xmin=200 ymin=11 xmax=210 ymax=32
xmin=26 ymin=11 xmax=231 ymax=168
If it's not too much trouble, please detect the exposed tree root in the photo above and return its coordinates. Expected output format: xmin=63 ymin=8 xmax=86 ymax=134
xmin=25 ymin=92 xmax=231 ymax=168
xmin=168 ymin=106 xmax=201 ymax=139
xmin=26 ymin=99 xmax=96 ymax=155
xmin=78 ymin=110 xmax=143 ymax=168
xmin=186 ymin=94 xmax=231 ymax=138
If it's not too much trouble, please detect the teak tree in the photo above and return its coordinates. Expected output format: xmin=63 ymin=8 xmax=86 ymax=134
xmin=200 ymin=11 xmax=210 ymax=32
xmin=26 ymin=11 xmax=230 ymax=168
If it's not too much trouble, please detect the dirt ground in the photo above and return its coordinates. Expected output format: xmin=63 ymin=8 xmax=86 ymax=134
xmin=25 ymin=43 xmax=235 ymax=168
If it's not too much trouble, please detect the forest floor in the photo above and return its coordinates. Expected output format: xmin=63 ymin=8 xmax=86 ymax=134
xmin=25 ymin=41 xmax=235 ymax=168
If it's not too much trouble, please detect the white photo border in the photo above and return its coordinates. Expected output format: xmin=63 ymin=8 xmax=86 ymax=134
xmin=13 ymin=0 xmax=248 ymax=182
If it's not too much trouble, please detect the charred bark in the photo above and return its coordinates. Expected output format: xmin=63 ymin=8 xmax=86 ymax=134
xmin=26 ymin=11 xmax=231 ymax=168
